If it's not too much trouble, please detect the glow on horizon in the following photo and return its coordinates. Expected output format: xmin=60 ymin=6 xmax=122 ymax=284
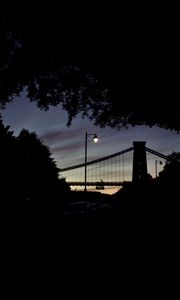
xmin=70 ymin=186 xmax=122 ymax=195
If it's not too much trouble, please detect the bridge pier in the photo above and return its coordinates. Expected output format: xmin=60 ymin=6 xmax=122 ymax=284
xmin=132 ymin=141 xmax=148 ymax=183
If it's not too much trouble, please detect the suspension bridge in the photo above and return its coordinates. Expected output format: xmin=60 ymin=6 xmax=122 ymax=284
xmin=60 ymin=141 xmax=170 ymax=190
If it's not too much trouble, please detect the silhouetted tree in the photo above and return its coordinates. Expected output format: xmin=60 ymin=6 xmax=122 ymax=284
xmin=0 ymin=119 xmax=18 ymax=203
xmin=0 ymin=2 xmax=179 ymax=131
xmin=0 ymin=119 xmax=69 ymax=216
xmin=159 ymin=152 xmax=180 ymax=184
xmin=17 ymin=129 xmax=70 ymax=216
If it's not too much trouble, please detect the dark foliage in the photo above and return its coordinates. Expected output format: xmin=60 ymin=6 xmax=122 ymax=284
xmin=158 ymin=152 xmax=180 ymax=185
xmin=0 ymin=118 xmax=69 ymax=217
xmin=0 ymin=2 xmax=179 ymax=130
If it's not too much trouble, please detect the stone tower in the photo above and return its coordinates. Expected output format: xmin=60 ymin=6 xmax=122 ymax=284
xmin=132 ymin=141 xmax=148 ymax=183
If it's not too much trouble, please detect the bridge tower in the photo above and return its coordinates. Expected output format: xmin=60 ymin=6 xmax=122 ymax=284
xmin=132 ymin=141 xmax=148 ymax=183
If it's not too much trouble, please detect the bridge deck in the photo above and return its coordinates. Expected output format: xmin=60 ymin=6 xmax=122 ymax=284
xmin=67 ymin=181 xmax=129 ymax=186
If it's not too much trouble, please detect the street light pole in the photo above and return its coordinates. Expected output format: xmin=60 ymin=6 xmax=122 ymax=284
xmin=155 ymin=160 xmax=162 ymax=178
xmin=84 ymin=131 xmax=88 ymax=192
xmin=84 ymin=131 xmax=98 ymax=192
xmin=155 ymin=160 xmax=158 ymax=178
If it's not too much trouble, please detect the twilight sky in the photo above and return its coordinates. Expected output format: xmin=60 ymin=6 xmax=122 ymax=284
xmin=1 ymin=93 xmax=180 ymax=193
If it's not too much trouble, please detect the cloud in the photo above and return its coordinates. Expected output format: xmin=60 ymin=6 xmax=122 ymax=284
xmin=39 ymin=127 xmax=83 ymax=145
xmin=52 ymin=142 xmax=83 ymax=154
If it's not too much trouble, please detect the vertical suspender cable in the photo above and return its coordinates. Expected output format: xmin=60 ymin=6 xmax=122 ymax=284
xmin=123 ymin=153 xmax=124 ymax=181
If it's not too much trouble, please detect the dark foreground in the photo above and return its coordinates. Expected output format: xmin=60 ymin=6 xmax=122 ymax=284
xmin=34 ymin=212 xmax=179 ymax=297
xmin=1 ymin=190 xmax=180 ymax=298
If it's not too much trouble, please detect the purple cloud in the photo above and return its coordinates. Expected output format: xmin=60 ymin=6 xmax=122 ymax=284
xmin=52 ymin=142 xmax=83 ymax=154
xmin=40 ymin=127 xmax=84 ymax=145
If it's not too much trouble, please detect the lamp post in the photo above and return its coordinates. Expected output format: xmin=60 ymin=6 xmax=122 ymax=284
xmin=84 ymin=131 xmax=98 ymax=192
xmin=155 ymin=160 xmax=162 ymax=178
